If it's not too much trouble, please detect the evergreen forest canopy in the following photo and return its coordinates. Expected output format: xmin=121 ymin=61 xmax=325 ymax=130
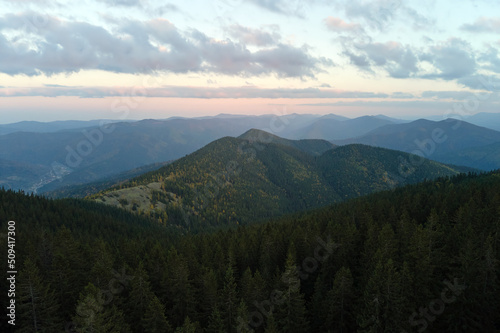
xmin=89 ymin=129 xmax=471 ymax=232
xmin=1 ymin=169 xmax=499 ymax=332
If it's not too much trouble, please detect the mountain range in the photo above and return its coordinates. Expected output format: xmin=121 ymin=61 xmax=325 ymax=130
xmin=337 ymin=118 xmax=500 ymax=170
xmin=1 ymin=113 xmax=499 ymax=194
xmin=0 ymin=114 xmax=399 ymax=193
xmin=89 ymin=129 xmax=470 ymax=230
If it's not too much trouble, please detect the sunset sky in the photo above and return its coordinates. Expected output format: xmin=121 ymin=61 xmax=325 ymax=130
xmin=1 ymin=0 xmax=499 ymax=123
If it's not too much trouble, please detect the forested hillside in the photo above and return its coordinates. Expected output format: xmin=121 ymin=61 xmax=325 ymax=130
xmin=90 ymin=130 xmax=470 ymax=231
xmin=1 ymin=170 xmax=499 ymax=332
xmin=337 ymin=118 xmax=500 ymax=171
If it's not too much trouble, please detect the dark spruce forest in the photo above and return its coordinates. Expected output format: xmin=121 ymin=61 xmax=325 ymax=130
xmin=1 ymin=167 xmax=499 ymax=332
xmin=1 ymin=114 xmax=500 ymax=332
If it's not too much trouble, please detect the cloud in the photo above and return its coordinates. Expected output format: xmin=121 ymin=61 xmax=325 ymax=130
xmin=0 ymin=12 xmax=329 ymax=78
xmin=344 ymin=0 xmax=402 ymax=31
xmin=479 ymin=47 xmax=500 ymax=73
xmin=421 ymin=91 xmax=479 ymax=100
xmin=247 ymin=0 xmax=308 ymax=17
xmin=253 ymin=44 xmax=333 ymax=77
xmin=0 ymin=85 xmax=389 ymax=99
xmin=344 ymin=41 xmax=419 ymax=78
xmin=461 ymin=17 xmax=500 ymax=33
xmin=103 ymin=0 xmax=142 ymax=6
xmin=227 ymin=24 xmax=278 ymax=46
xmin=154 ymin=3 xmax=180 ymax=15
xmin=343 ymin=50 xmax=371 ymax=68
xmin=391 ymin=92 xmax=415 ymax=99
xmin=324 ymin=17 xmax=363 ymax=33
xmin=298 ymin=100 xmax=462 ymax=109
xmin=340 ymin=1 xmax=435 ymax=33
xmin=420 ymin=38 xmax=476 ymax=80
xmin=343 ymin=38 xmax=476 ymax=80
xmin=458 ymin=75 xmax=500 ymax=92
xmin=402 ymin=6 xmax=435 ymax=31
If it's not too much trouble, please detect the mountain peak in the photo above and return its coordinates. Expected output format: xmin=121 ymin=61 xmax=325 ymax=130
xmin=238 ymin=128 xmax=281 ymax=142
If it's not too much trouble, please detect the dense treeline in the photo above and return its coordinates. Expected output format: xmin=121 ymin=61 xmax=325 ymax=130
xmin=1 ymin=170 xmax=499 ymax=332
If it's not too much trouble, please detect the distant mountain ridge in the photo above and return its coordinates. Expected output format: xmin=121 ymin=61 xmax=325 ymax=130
xmin=464 ymin=112 xmax=500 ymax=132
xmin=289 ymin=115 xmax=401 ymax=141
xmin=0 ymin=114 xmax=399 ymax=193
xmin=90 ymin=129 xmax=469 ymax=230
xmin=0 ymin=119 xmax=132 ymax=135
xmin=2 ymin=113 xmax=498 ymax=193
xmin=336 ymin=118 xmax=500 ymax=170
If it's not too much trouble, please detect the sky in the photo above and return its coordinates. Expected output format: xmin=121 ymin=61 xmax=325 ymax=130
xmin=0 ymin=0 xmax=499 ymax=123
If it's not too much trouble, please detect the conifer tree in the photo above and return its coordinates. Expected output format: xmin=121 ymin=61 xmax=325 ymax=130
xmin=72 ymin=283 xmax=131 ymax=333
xmin=325 ymin=267 xmax=354 ymax=333
xmin=198 ymin=268 xmax=218 ymax=325
xmin=142 ymin=294 xmax=172 ymax=333
xmin=206 ymin=306 xmax=225 ymax=333
xmin=18 ymin=258 xmax=62 ymax=332
xmin=220 ymin=264 xmax=238 ymax=332
xmin=163 ymin=249 xmax=195 ymax=327
xmin=174 ymin=316 xmax=199 ymax=333
xmin=235 ymin=299 xmax=253 ymax=333
xmin=274 ymin=247 xmax=309 ymax=332
xmin=264 ymin=312 xmax=279 ymax=333
xmin=89 ymin=239 xmax=115 ymax=291
xmin=50 ymin=226 xmax=85 ymax=317
xmin=126 ymin=262 xmax=154 ymax=331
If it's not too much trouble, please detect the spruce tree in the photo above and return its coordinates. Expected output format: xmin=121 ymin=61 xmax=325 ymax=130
xmin=126 ymin=262 xmax=154 ymax=331
xmin=72 ymin=283 xmax=131 ymax=333
xmin=274 ymin=247 xmax=309 ymax=332
xmin=220 ymin=264 xmax=238 ymax=332
xmin=18 ymin=258 xmax=62 ymax=332
xmin=325 ymin=267 xmax=354 ymax=333
xmin=206 ymin=306 xmax=225 ymax=333
xmin=142 ymin=295 xmax=172 ymax=333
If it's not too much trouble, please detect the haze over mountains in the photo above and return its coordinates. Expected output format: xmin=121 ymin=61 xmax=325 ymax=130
xmin=1 ymin=112 xmax=499 ymax=194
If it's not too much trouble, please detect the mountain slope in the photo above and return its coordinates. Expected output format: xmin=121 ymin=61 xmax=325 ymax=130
xmin=289 ymin=115 xmax=398 ymax=140
xmin=239 ymin=128 xmax=336 ymax=155
xmin=91 ymin=136 xmax=339 ymax=229
xmin=465 ymin=112 xmax=500 ymax=132
xmin=0 ymin=114 xmax=330 ymax=193
xmin=317 ymin=144 xmax=466 ymax=200
xmin=90 ymin=131 xmax=468 ymax=230
xmin=435 ymin=141 xmax=500 ymax=171
xmin=42 ymin=161 xmax=172 ymax=198
xmin=336 ymin=118 xmax=500 ymax=170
